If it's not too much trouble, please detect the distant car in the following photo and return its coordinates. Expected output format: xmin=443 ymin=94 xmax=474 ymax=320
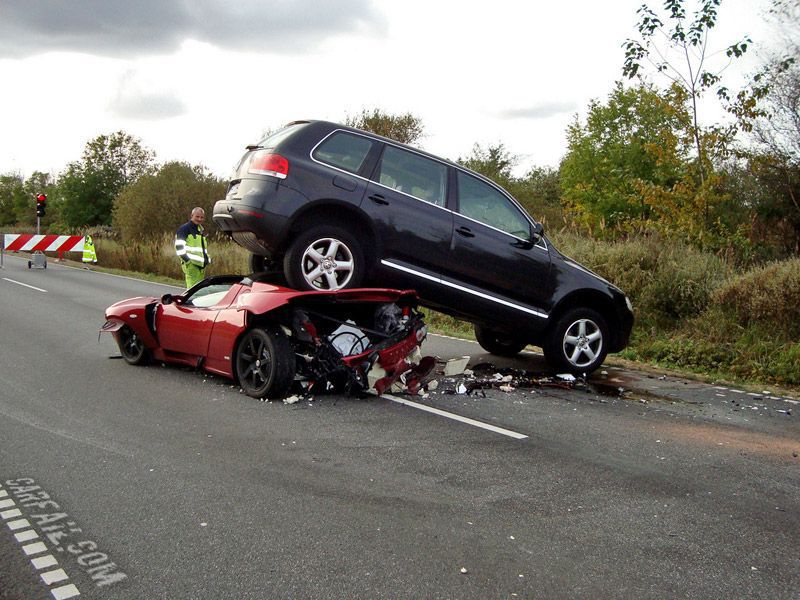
xmin=101 ymin=275 xmax=429 ymax=399
xmin=213 ymin=120 xmax=634 ymax=374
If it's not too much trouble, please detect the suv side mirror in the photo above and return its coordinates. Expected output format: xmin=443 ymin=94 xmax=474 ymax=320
xmin=531 ymin=222 xmax=544 ymax=242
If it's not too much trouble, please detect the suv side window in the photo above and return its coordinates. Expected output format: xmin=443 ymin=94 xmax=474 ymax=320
xmin=313 ymin=132 xmax=374 ymax=174
xmin=377 ymin=146 xmax=447 ymax=207
xmin=456 ymin=171 xmax=531 ymax=238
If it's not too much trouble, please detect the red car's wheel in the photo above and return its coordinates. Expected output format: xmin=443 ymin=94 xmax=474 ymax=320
xmin=235 ymin=327 xmax=296 ymax=399
xmin=117 ymin=325 xmax=151 ymax=366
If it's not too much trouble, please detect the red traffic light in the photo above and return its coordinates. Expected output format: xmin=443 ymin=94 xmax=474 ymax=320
xmin=37 ymin=193 xmax=47 ymax=204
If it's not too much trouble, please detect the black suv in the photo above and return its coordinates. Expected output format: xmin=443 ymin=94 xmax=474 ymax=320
xmin=213 ymin=120 xmax=634 ymax=374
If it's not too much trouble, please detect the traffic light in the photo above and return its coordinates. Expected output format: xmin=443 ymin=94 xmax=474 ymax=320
xmin=36 ymin=193 xmax=47 ymax=217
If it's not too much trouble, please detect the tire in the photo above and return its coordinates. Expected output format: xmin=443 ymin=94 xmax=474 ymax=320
xmin=543 ymin=308 xmax=609 ymax=375
xmin=117 ymin=325 xmax=151 ymax=366
xmin=283 ymin=225 xmax=364 ymax=291
xmin=235 ymin=327 xmax=296 ymax=399
xmin=474 ymin=324 xmax=528 ymax=357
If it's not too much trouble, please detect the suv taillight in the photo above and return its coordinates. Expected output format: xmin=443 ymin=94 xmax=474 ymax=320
xmin=248 ymin=151 xmax=289 ymax=179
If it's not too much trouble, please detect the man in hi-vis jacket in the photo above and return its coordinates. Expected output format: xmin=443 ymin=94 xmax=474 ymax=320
xmin=175 ymin=207 xmax=211 ymax=288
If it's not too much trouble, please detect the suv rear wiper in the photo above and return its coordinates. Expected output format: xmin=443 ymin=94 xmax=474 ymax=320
xmin=246 ymin=144 xmax=263 ymax=151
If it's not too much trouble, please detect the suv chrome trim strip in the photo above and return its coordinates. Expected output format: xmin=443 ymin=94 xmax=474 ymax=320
xmin=381 ymin=260 xmax=548 ymax=320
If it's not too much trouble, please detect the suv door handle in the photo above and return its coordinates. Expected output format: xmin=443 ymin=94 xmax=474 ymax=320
xmin=369 ymin=194 xmax=389 ymax=205
xmin=456 ymin=226 xmax=475 ymax=238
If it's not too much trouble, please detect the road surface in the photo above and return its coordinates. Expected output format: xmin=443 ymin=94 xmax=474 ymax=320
xmin=1 ymin=255 xmax=798 ymax=599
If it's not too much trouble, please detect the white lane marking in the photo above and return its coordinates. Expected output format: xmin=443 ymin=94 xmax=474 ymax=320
xmin=1 ymin=508 xmax=22 ymax=519
xmin=8 ymin=518 xmax=31 ymax=531
xmin=0 ymin=498 xmax=15 ymax=509
xmin=0 ymin=489 xmax=7 ymax=497
xmin=51 ymin=584 xmax=81 ymax=599
xmin=2 ymin=277 xmax=48 ymax=293
xmin=32 ymin=555 xmax=59 ymax=570
xmin=383 ymin=394 xmax=528 ymax=440
xmin=15 ymin=529 xmax=40 ymax=542
xmin=23 ymin=541 xmax=47 ymax=556
xmin=41 ymin=569 xmax=69 ymax=585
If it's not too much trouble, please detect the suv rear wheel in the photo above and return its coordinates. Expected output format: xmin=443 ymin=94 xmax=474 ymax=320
xmin=474 ymin=324 xmax=528 ymax=357
xmin=284 ymin=225 xmax=365 ymax=291
xmin=543 ymin=307 xmax=608 ymax=375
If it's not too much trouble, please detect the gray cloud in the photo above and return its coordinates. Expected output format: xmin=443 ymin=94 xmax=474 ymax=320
xmin=498 ymin=101 xmax=578 ymax=120
xmin=0 ymin=0 xmax=385 ymax=58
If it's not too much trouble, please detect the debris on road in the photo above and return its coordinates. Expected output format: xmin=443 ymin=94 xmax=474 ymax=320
xmin=444 ymin=356 xmax=470 ymax=376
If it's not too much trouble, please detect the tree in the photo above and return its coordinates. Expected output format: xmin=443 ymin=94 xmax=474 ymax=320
xmin=344 ymin=109 xmax=424 ymax=145
xmin=559 ymin=83 xmax=693 ymax=234
xmin=622 ymin=0 xmax=751 ymax=190
xmin=710 ymin=0 xmax=800 ymax=256
xmin=59 ymin=132 xmax=155 ymax=228
xmin=0 ymin=173 xmax=24 ymax=226
xmin=113 ymin=161 xmax=227 ymax=242
xmin=514 ymin=166 xmax=564 ymax=228
xmin=458 ymin=143 xmax=516 ymax=187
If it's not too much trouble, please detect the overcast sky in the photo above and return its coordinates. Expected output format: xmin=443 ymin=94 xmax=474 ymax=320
xmin=0 ymin=0 xmax=773 ymax=180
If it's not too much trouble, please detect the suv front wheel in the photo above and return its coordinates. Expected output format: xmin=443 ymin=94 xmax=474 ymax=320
xmin=284 ymin=225 xmax=365 ymax=291
xmin=543 ymin=307 xmax=608 ymax=375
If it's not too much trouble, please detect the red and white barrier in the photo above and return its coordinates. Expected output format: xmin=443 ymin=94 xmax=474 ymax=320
xmin=3 ymin=234 xmax=85 ymax=253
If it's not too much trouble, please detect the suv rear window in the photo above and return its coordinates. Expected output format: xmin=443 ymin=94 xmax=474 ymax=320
xmin=312 ymin=132 xmax=374 ymax=174
xmin=256 ymin=122 xmax=306 ymax=148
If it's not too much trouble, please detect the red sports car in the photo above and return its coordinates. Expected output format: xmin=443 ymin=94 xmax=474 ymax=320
xmin=101 ymin=274 xmax=430 ymax=399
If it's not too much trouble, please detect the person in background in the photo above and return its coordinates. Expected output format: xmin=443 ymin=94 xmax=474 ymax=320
xmin=82 ymin=235 xmax=97 ymax=264
xmin=175 ymin=207 xmax=211 ymax=288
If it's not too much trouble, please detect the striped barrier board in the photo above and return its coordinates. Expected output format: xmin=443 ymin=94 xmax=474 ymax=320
xmin=3 ymin=234 xmax=85 ymax=253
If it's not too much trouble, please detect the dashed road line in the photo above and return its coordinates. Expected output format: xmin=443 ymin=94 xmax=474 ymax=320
xmin=383 ymin=393 xmax=528 ymax=440
xmin=15 ymin=529 xmax=40 ymax=542
xmin=0 ymin=485 xmax=81 ymax=598
xmin=710 ymin=384 xmax=797 ymax=405
xmin=22 ymin=541 xmax=47 ymax=556
xmin=1 ymin=277 xmax=48 ymax=293
xmin=51 ymin=584 xmax=80 ymax=600
xmin=32 ymin=555 xmax=59 ymax=570
xmin=7 ymin=518 xmax=30 ymax=531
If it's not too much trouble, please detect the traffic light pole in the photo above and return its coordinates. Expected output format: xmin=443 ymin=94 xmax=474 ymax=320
xmin=31 ymin=198 xmax=46 ymax=269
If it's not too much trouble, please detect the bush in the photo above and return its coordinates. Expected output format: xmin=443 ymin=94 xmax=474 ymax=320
xmin=640 ymin=244 xmax=728 ymax=323
xmin=551 ymin=232 xmax=728 ymax=324
xmin=714 ymin=258 xmax=800 ymax=339
xmin=95 ymin=234 xmax=249 ymax=281
xmin=113 ymin=162 xmax=227 ymax=242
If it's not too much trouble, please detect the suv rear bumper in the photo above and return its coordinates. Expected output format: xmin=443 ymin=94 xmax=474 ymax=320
xmin=213 ymin=179 xmax=307 ymax=254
